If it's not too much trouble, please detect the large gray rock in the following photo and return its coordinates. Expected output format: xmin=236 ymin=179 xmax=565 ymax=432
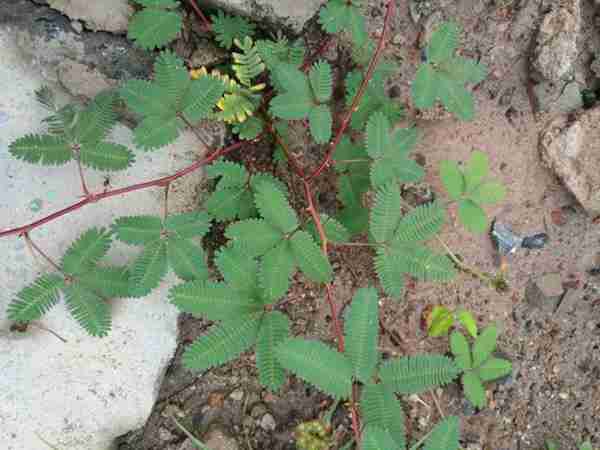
xmin=205 ymin=0 xmax=326 ymax=33
xmin=531 ymin=0 xmax=581 ymax=83
xmin=0 ymin=27 xmax=206 ymax=450
xmin=46 ymin=0 xmax=133 ymax=33
xmin=539 ymin=106 xmax=600 ymax=215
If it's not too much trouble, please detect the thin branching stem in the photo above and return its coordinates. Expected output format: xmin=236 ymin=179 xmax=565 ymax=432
xmin=186 ymin=0 xmax=212 ymax=32
xmin=29 ymin=322 xmax=68 ymax=343
xmin=76 ymin=156 xmax=90 ymax=196
xmin=163 ymin=183 xmax=171 ymax=222
xmin=23 ymin=233 xmax=63 ymax=274
xmin=434 ymin=235 xmax=494 ymax=285
xmin=334 ymin=241 xmax=379 ymax=248
xmin=0 ymin=139 xmax=254 ymax=239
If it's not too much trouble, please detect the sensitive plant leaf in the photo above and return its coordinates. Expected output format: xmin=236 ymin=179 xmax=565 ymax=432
xmin=366 ymin=112 xmax=391 ymax=159
xmin=306 ymin=214 xmax=351 ymax=245
xmin=441 ymin=56 xmax=488 ymax=84
xmin=272 ymin=64 xmax=310 ymax=94
xmin=233 ymin=116 xmax=263 ymax=140
xmin=259 ymin=240 xmax=296 ymax=302
xmin=206 ymin=160 xmax=248 ymax=190
xmin=450 ymin=331 xmax=472 ymax=371
xmin=225 ymin=219 xmax=283 ymax=256
xmin=398 ymin=245 xmax=457 ymax=282
xmin=463 ymin=151 xmax=489 ymax=192
xmin=370 ymin=181 xmax=402 ymax=244
xmin=380 ymin=355 xmax=461 ymax=394
xmin=360 ymin=383 xmax=406 ymax=449
xmin=394 ymin=202 xmax=446 ymax=243
xmin=128 ymin=8 xmax=182 ymax=50
xmin=250 ymin=172 xmax=289 ymax=196
xmin=579 ymin=442 xmax=593 ymax=450
xmin=169 ymin=280 xmax=260 ymax=321
xmin=423 ymin=416 xmax=460 ymax=450
xmin=361 ymin=425 xmax=398 ymax=450
xmin=412 ymin=64 xmax=438 ymax=109
xmin=427 ymin=22 xmax=460 ymax=64
xmin=275 ymin=338 xmax=353 ymax=399
xmin=345 ymin=287 xmax=379 ymax=383
xmin=9 ymin=134 xmax=72 ymax=166
xmin=256 ymin=311 xmax=290 ymax=391
xmin=79 ymin=142 xmax=135 ymax=171
xmin=7 ymin=274 xmax=64 ymax=323
xmin=371 ymin=156 xmax=424 ymax=188
xmin=374 ymin=248 xmax=406 ymax=299
xmin=439 ymin=160 xmax=464 ymax=200
xmin=269 ymin=92 xmax=312 ymax=120
xmin=477 ymin=357 xmax=512 ymax=382
xmin=206 ymin=187 xmax=247 ymax=221
xmin=308 ymin=104 xmax=333 ymax=144
xmin=309 ymin=60 xmax=333 ymax=103
xmin=112 ymin=216 xmax=163 ymax=245
xmin=457 ymin=199 xmax=488 ymax=234
xmin=457 ymin=309 xmax=478 ymax=338
xmin=63 ymin=283 xmax=111 ymax=337
xmin=211 ymin=10 xmax=256 ymax=50
xmin=153 ymin=51 xmax=190 ymax=107
xmin=214 ymin=246 xmax=260 ymax=297
xmin=78 ymin=266 xmax=130 ymax=298
xmin=437 ymin=76 xmax=475 ymax=121
xmin=167 ymin=237 xmax=209 ymax=281
xmin=290 ymin=231 xmax=333 ymax=283
xmin=470 ymin=182 xmax=506 ymax=205
xmin=61 ymin=228 xmax=112 ymax=275
xmin=254 ymin=182 xmax=298 ymax=234
xmin=181 ymin=76 xmax=226 ymax=123
xmin=183 ymin=313 xmax=263 ymax=371
xmin=165 ymin=211 xmax=211 ymax=239
xmin=119 ymin=79 xmax=171 ymax=117
xmin=73 ymin=92 xmax=117 ymax=145
xmin=472 ymin=325 xmax=498 ymax=367
xmin=462 ymin=371 xmax=487 ymax=408
xmin=318 ymin=0 xmax=367 ymax=47
xmin=428 ymin=306 xmax=454 ymax=337
xmin=129 ymin=239 xmax=168 ymax=297
xmin=333 ymin=136 xmax=368 ymax=172
xmin=134 ymin=115 xmax=182 ymax=150
xmin=133 ymin=0 xmax=179 ymax=8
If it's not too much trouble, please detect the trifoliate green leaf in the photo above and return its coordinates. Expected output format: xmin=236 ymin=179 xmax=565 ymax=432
xmin=462 ymin=371 xmax=487 ymax=408
xmin=477 ymin=357 xmax=512 ymax=382
xmin=457 ymin=199 xmax=488 ymax=234
xmin=472 ymin=324 xmax=498 ymax=367
xmin=450 ymin=331 xmax=472 ymax=371
xmin=439 ymin=160 xmax=464 ymax=200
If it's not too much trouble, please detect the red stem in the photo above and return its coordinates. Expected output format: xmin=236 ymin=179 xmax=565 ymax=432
xmin=76 ymin=156 xmax=90 ymax=196
xmin=308 ymin=0 xmax=396 ymax=181
xmin=0 ymin=139 xmax=252 ymax=239
xmin=186 ymin=0 xmax=212 ymax=32
xmin=300 ymin=36 xmax=336 ymax=72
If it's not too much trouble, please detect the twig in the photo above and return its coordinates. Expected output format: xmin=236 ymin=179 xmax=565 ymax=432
xmin=0 ymin=139 xmax=254 ymax=239
xmin=301 ymin=35 xmax=336 ymax=72
xmin=23 ymin=233 xmax=63 ymax=274
xmin=76 ymin=156 xmax=90 ymax=196
xmin=178 ymin=113 xmax=211 ymax=151
xmin=186 ymin=0 xmax=212 ymax=32
xmin=163 ymin=183 xmax=171 ymax=222
xmin=435 ymin=236 xmax=494 ymax=285
xmin=29 ymin=322 xmax=68 ymax=343
xmin=308 ymin=0 xmax=396 ymax=180
xmin=430 ymin=389 xmax=445 ymax=419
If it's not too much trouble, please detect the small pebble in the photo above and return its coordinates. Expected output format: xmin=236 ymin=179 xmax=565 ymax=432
xmin=260 ymin=413 xmax=276 ymax=431
xmin=229 ymin=389 xmax=244 ymax=401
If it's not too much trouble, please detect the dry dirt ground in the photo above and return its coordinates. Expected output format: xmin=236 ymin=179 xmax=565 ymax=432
xmin=8 ymin=0 xmax=599 ymax=449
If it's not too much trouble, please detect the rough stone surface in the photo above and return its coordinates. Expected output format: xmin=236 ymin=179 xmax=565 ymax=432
xmin=0 ymin=26 xmax=206 ymax=450
xmin=57 ymin=59 xmax=117 ymax=99
xmin=532 ymin=80 xmax=583 ymax=113
xmin=204 ymin=0 xmax=326 ymax=33
xmin=531 ymin=0 xmax=581 ymax=82
xmin=46 ymin=0 xmax=133 ymax=33
xmin=525 ymin=273 xmax=564 ymax=312
xmin=539 ymin=106 xmax=600 ymax=215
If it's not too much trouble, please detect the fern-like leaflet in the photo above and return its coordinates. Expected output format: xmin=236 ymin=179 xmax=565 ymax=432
xmin=128 ymin=0 xmax=182 ymax=50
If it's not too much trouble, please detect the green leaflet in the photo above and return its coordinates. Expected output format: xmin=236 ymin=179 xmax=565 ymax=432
xmin=412 ymin=63 xmax=439 ymax=109
xmin=169 ymin=280 xmax=260 ymax=321
xmin=167 ymin=236 xmax=209 ymax=281
xmin=477 ymin=357 xmax=512 ymax=382
xmin=275 ymin=338 xmax=353 ymax=399
xmin=9 ymin=134 xmax=72 ymax=166
xmin=361 ymin=425 xmax=398 ymax=450
xmin=79 ymin=142 xmax=135 ymax=172
xmin=462 ymin=371 xmax=486 ymax=409
xmin=472 ymin=325 xmax=498 ymax=367
xmin=128 ymin=7 xmax=182 ymax=50
xmin=426 ymin=22 xmax=459 ymax=65
xmin=7 ymin=274 xmax=64 ymax=322
xmin=423 ymin=416 xmax=460 ymax=450
xmin=457 ymin=309 xmax=478 ymax=338
xmin=133 ymin=115 xmax=182 ymax=150
xmin=360 ymin=382 xmax=406 ymax=449
xmin=112 ymin=216 xmax=163 ymax=245
xmin=61 ymin=227 xmax=112 ymax=275
xmin=308 ymin=104 xmax=333 ymax=144
xmin=439 ymin=160 xmax=464 ymax=200
xmin=225 ymin=219 xmax=283 ymax=257
xmin=394 ymin=244 xmax=457 ymax=282
xmin=450 ymin=331 xmax=472 ymax=371
xmin=129 ymin=239 xmax=168 ymax=298
xmin=78 ymin=266 xmax=131 ymax=299
xmin=309 ymin=60 xmax=333 ymax=103
xmin=233 ymin=116 xmax=264 ymax=140
xmin=256 ymin=311 xmax=290 ymax=391
xmin=206 ymin=187 xmax=248 ymax=221
xmin=254 ymin=182 xmax=298 ymax=234
xmin=366 ymin=112 xmax=391 ymax=159
xmin=337 ymin=166 xmax=370 ymax=235
xmin=380 ymin=355 xmax=461 ymax=394
xmin=318 ymin=0 xmax=367 ymax=47
xmin=458 ymin=199 xmax=488 ymax=233
xmin=165 ymin=211 xmax=211 ymax=239
xmin=73 ymin=91 xmax=117 ymax=145
xmin=232 ymin=37 xmax=266 ymax=87
xmin=63 ymin=283 xmax=111 ymax=337
xmin=345 ymin=287 xmax=379 ymax=383
xmin=214 ymin=246 xmax=260 ymax=298
xmin=211 ymin=10 xmax=256 ymax=50
xmin=306 ymin=214 xmax=351 ymax=245
xmin=393 ymin=202 xmax=446 ymax=243
xmin=370 ymin=181 xmax=402 ymax=244
xmin=428 ymin=306 xmax=454 ymax=337
xmin=181 ymin=76 xmax=226 ymax=123
xmin=374 ymin=247 xmax=406 ymax=299
xmin=290 ymin=231 xmax=333 ymax=283
xmin=463 ymin=151 xmax=488 ymax=191
xmin=206 ymin=160 xmax=248 ymax=190
xmin=183 ymin=313 xmax=263 ymax=371
xmin=259 ymin=240 xmax=296 ymax=302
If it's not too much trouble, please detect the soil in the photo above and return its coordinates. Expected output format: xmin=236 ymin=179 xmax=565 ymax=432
xmin=7 ymin=0 xmax=600 ymax=449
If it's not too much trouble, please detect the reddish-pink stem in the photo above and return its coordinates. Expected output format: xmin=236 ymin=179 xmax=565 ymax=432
xmin=308 ymin=0 xmax=396 ymax=180
xmin=301 ymin=36 xmax=336 ymax=72
xmin=187 ymin=0 xmax=212 ymax=32
xmin=0 ymin=139 xmax=252 ymax=239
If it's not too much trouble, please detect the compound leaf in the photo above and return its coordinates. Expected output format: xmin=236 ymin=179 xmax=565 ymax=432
xmin=129 ymin=239 xmax=168 ymax=297
xmin=345 ymin=287 xmax=379 ymax=383
xmin=477 ymin=357 xmax=512 ymax=382
xmin=168 ymin=236 xmax=209 ymax=281
xmin=112 ymin=216 xmax=163 ymax=245
xmin=181 ymin=75 xmax=226 ymax=123
xmin=423 ymin=416 xmax=460 ymax=450
xmin=79 ymin=266 xmax=130 ymax=299
xmin=183 ymin=313 xmax=263 ymax=371
xmin=119 ymin=79 xmax=169 ymax=117
xmin=380 ymin=355 xmax=461 ymax=394
xmin=7 ymin=274 xmax=64 ymax=323
xmin=275 ymin=338 xmax=353 ymax=399
xmin=225 ymin=219 xmax=283 ymax=256
xmin=134 ymin=115 xmax=182 ymax=150
xmin=80 ymin=142 xmax=135 ymax=171
xmin=309 ymin=60 xmax=333 ymax=103
xmin=61 ymin=228 xmax=112 ymax=275
xmin=360 ymin=382 xmax=406 ymax=448
xmin=457 ymin=199 xmax=488 ymax=234
xmin=165 ymin=211 xmax=211 ymax=239
xmin=9 ymin=134 xmax=72 ymax=166
xmin=290 ymin=231 xmax=333 ymax=283
xmin=370 ymin=181 xmax=402 ymax=244
xmin=254 ymin=182 xmax=298 ymax=234
xmin=64 ymin=283 xmax=111 ymax=337
xmin=439 ymin=160 xmax=464 ymax=200
xmin=450 ymin=331 xmax=472 ymax=371
xmin=259 ymin=240 xmax=296 ymax=302
xmin=308 ymin=104 xmax=333 ymax=144
xmin=472 ymin=325 xmax=498 ymax=367
xmin=128 ymin=8 xmax=182 ymax=50
xmin=256 ymin=311 xmax=290 ymax=391
xmin=394 ymin=202 xmax=446 ymax=243
xmin=462 ymin=371 xmax=487 ymax=409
